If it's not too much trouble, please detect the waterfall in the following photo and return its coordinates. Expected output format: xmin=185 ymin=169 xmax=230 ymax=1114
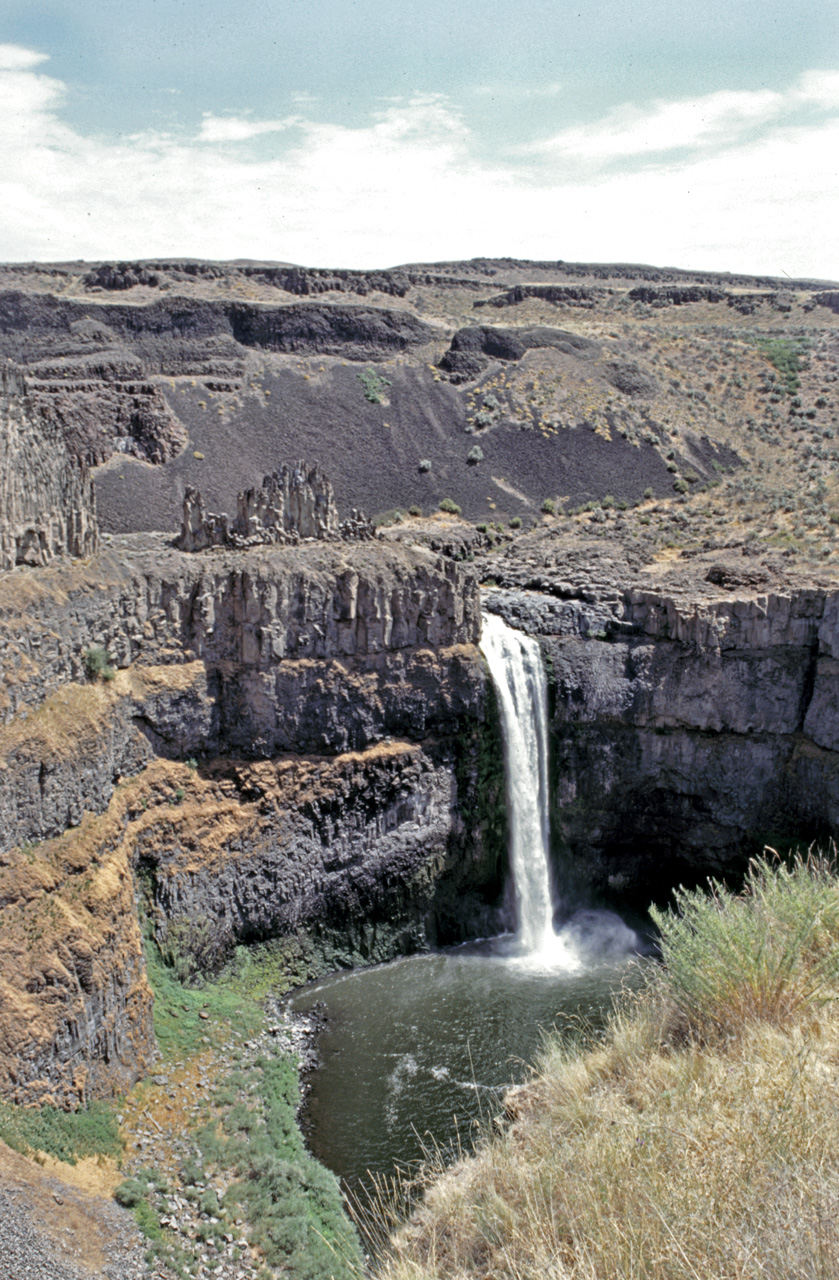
xmin=480 ymin=611 xmax=578 ymax=967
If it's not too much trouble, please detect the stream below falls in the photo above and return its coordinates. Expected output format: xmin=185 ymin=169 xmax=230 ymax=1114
xmin=289 ymin=940 xmax=647 ymax=1193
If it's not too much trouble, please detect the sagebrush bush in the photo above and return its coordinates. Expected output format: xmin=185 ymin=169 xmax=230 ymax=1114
xmin=83 ymin=644 xmax=115 ymax=682
xmin=651 ymin=850 xmax=839 ymax=1037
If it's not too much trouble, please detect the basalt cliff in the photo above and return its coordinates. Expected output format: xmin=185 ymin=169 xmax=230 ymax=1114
xmin=2 ymin=256 xmax=839 ymax=1113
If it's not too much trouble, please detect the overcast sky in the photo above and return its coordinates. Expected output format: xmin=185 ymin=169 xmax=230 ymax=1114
xmin=1 ymin=0 xmax=838 ymax=276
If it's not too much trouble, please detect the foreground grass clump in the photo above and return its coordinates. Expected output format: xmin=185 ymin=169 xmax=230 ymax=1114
xmin=377 ymin=851 xmax=839 ymax=1280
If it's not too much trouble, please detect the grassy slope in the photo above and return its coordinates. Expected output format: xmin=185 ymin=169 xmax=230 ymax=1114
xmin=377 ymin=853 xmax=839 ymax=1280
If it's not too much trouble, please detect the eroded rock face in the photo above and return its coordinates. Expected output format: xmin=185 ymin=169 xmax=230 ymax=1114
xmin=0 ymin=361 xmax=99 ymax=570
xmin=484 ymin=579 xmax=839 ymax=907
xmin=178 ymin=462 xmax=376 ymax=552
xmin=0 ymin=535 xmax=479 ymax=726
xmin=0 ymin=803 xmax=154 ymax=1107
xmin=0 ymin=537 xmax=496 ymax=1104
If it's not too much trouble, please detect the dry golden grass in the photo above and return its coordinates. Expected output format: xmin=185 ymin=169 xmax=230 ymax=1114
xmin=375 ymin=854 xmax=839 ymax=1280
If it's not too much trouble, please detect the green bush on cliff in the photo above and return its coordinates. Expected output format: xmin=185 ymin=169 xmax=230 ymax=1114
xmin=357 ymin=368 xmax=391 ymax=403
xmin=82 ymin=644 xmax=116 ymax=682
xmin=438 ymin=497 xmax=461 ymax=514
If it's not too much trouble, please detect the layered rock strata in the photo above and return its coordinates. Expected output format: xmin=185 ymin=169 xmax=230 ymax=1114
xmin=0 ymin=536 xmax=503 ymax=1105
xmin=0 ymin=361 xmax=99 ymax=570
xmin=484 ymin=571 xmax=839 ymax=907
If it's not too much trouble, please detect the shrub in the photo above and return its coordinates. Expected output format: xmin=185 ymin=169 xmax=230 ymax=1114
xmin=159 ymin=914 xmax=233 ymax=984
xmin=602 ymin=494 xmax=615 ymax=509
xmin=83 ymin=645 xmax=115 ymax=682
xmin=114 ymin=1178 xmax=146 ymax=1209
xmin=643 ymin=487 xmax=654 ymax=499
xmin=509 ymin=516 xmax=522 ymax=529
xmin=651 ymin=850 xmax=839 ymax=1036
xmin=467 ymin=445 xmax=484 ymax=465
xmin=0 ymin=1098 xmax=121 ymax=1165
xmin=418 ymin=459 xmax=432 ymax=473
xmin=439 ymin=498 xmax=461 ymax=515
xmin=540 ymin=498 xmax=556 ymax=514
xmin=408 ymin=505 xmax=422 ymax=517
xmin=673 ymin=478 xmax=689 ymax=493
xmin=357 ymin=369 xmax=391 ymax=404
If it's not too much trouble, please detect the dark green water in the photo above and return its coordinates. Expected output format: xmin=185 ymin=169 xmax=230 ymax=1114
xmin=290 ymin=934 xmax=645 ymax=1192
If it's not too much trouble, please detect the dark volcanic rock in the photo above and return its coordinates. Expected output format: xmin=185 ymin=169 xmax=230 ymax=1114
xmin=474 ymin=284 xmax=609 ymax=310
xmin=606 ymin=361 xmax=659 ymax=398
xmin=438 ymin=324 xmax=598 ymax=381
xmin=0 ymin=292 xmax=436 ymax=367
xmin=483 ymin=562 xmax=839 ymax=910
xmin=0 ymin=361 xmax=99 ymax=569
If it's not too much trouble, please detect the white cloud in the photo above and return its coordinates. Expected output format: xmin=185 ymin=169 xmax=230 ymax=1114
xmin=530 ymin=88 xmax=784 ymax=162
xmin=197 ymin=114 xmax=301 ymax=143
xmin=0 ymin=44 xmax=49 ymax=71
xmin=0 ymin=44 xmax=836 ymax=279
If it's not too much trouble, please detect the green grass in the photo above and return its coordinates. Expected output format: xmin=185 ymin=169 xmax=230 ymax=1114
xmin=756 ymin=336 xmax=808 ymax=395
xmin=193 ymin=1057 xmax=362 ymax=1280
xmin=651 ymin=849 xmax=839 ymax=1036
xmin=140 ymin=932 xmax=361 ymax=1279
xmin=0 ymin=1098 xmax=121 ymax=1165
xmin=143 ymin=928 xmax=323 ymax=1060
xmin=143 ymin=940 xmax=262 ymax=1059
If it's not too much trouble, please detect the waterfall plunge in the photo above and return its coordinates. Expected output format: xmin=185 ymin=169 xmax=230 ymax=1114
xmin=480 ymin=611 xmax=579 ymax=969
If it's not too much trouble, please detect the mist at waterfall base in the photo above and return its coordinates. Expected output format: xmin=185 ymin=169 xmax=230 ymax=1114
xmin=289 ymin=612 xmax=644 ymax=1192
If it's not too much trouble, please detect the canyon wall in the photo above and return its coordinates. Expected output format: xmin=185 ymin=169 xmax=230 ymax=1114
xmin=0 ymin=361 xmax=99 ymax=570
xmin=485 ymin=575 xmax=839 ymax=909
xmin=0 ymin=536 xmax=507 ymax=1106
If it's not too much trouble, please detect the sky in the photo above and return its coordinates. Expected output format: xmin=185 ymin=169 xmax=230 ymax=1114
xmin=1 ymin=0 xmax=838 ymax=277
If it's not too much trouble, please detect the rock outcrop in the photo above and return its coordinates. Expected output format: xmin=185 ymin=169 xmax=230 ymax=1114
xmin=438 ymin=325 xmax=598 ymax=381
xmin=0 ymin=361 xmax=99 ymax=570
xmin=178 ymin=462 xmax=375 ymax=551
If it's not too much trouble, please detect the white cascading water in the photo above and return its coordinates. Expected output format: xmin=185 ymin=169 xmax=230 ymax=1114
xmin=480 ymin=611 xmax=578 ymax=969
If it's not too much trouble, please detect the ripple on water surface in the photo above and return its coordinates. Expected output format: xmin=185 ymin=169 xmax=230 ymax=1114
xmin=289 ymin=936 xmax=646 ymax=1192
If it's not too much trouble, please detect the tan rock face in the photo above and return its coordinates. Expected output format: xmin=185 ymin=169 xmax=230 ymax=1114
xmin=0 ymin=812 xmax=154 ymax=1107
xmin=0 ymin=538 xmax=494 ymax=1104
xmin=0 ymin=362 xmax=99 ymax=571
